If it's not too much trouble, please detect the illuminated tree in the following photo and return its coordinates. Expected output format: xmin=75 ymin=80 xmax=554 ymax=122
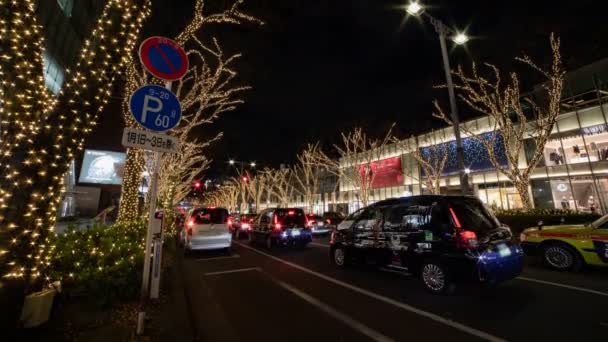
xmin=0 ymin=0 xmax=150 ymax=325
xmin=291 ymin=143 xmax=322 ymax=213
xmin=310 ymin=126 xmax=395 ymax=207
xmin=397 ymin=131 xmax=448 ymax=195
xmin=434 ymin=34 xmax=564 ymax=209
xmin=244 ymin=172 xmax=268 ymax=213
xmin=258 ymin=168 xmax=294 ymax=208
xmin=117 ymin=0 xmax=261 ymax=222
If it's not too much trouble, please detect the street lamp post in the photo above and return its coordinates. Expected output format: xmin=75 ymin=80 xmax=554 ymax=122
xmin=406 ymin=2 xmax=469 ymax=194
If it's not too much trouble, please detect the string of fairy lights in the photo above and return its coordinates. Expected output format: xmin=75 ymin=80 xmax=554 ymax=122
xmin=0 ymin=0 xmax=150 ymax=284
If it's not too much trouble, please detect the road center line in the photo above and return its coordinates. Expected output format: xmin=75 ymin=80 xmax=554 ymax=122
xmin=516 ymin=276 xmax=608 ymax=297
xmin=273 ymin=277 xmax=394 ymax=342
xmin=235 ymin=242 xmax=505 ymax=342
xmin=196 ymin=254 xmax=240 ymax=262
xmin=204 ymin=267 xmax=260 ymax=276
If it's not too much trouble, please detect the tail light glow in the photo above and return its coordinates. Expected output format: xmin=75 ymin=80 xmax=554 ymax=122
xmin=288 ymin=210 xmax=295 ymax=216
xmin=326 ymin=219 xmax=331 ymax=225
xmin=307 ymin=220 xmax=315 ymax=227
xmin=241 ymin=223 xmax=251 ymax=230
xmin=274 ymin=223 xmax=282 ymax=231
xmin=458 ymin=230 xmax=479 ymax=249
xmin=227 ymin=217 xmax=233 ymax=226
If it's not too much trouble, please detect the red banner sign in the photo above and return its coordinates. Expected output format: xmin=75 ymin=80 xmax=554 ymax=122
xmin=359 ymin=156 xmax=404 ymax=189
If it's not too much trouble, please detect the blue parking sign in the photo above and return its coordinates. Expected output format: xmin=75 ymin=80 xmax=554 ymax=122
xmin=129 ymin=85 xmax=182 ymax=132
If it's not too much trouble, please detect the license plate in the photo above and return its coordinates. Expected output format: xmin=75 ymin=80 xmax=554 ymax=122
xmin=292 ymin=229 xmax=301 ymax=236
xmin=498 ymin=243 xmax=511 ymax=257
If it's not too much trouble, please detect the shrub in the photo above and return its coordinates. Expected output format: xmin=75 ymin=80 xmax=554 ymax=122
xmin=49 ymin=221 xmax=146 ymax=307
xmin=493 ymin=208 xmax=600 ymax=236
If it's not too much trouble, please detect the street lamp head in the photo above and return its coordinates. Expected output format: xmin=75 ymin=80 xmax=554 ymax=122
xmin=464 ymin=167 xmax=471 ymax=174
xmin=250 ymin=162 xmax=256 ymax=167
xmin=228 ymin=159 xmax=235 ymax=165
xmin=406 ymin=1 xmax=423 ymax=16
xmin=452 ymin=32 xmax=469 ymax=45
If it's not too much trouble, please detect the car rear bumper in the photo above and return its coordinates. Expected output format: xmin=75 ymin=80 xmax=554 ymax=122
xmin=275 ymin=230 xmax=312 ymax=245
xmin=188 ymin=234 xmax=232 ymax=250
xmin=443 ymin=244 xmax=524 ymax=284
xmin=311 ymin=227 xmax=331 ymax=234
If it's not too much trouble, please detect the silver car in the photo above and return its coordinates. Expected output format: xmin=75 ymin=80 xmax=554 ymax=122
xmin=181 ymin=207 xmax=232 ymax=254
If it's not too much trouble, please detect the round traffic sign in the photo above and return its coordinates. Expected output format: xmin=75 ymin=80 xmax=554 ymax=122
xmin=129 ymin=85 xmax=182 ymax=132
xmin=139 ymin=36 xmax=188 ymax=81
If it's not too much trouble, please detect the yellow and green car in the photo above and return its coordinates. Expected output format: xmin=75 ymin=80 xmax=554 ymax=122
xmin=520 ymin=215 xmax=608 ymax=271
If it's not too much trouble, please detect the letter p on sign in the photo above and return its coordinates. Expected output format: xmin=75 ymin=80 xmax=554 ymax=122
xmin=141 ymin=95 xmax=162 ymax=122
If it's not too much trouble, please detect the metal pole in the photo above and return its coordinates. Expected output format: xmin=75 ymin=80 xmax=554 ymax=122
xmin=137 ymin=81 xmax=172 ymax=334
xmin=433 ymin=18 xmax=468 ymax=194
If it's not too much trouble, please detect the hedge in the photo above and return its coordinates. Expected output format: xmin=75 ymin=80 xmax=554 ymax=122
xmin=49 ymin=221 xmax=146 ymax=307
xmin=493 ymin=208 xmax=600 ymax=236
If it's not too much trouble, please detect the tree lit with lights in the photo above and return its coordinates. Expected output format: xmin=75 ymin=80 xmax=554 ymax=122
xmin=0 ymin=0 xmax=150 ymax=323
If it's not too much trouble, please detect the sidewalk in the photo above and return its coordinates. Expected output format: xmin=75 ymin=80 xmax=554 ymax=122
xmin=139 ymin=242 xmax=195 ymax=341
xmin=11 ymin=241 xmax=193 ymax=342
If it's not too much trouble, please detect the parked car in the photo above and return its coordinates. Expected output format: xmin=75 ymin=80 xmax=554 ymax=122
xmin=233 ymin=213 xmax=258 ymax=239
xmin=181 ymin=207 xmax=232 ymax=254
xmin=249 ymin=208 xmax=312 ymax=249
xmin=520 ymin=214 xmax=608 ymax=271
xmin=323 ymin=211 xmax=345 ymax=231
xmin=307 ymin=214 xmax=330 ymax=234
xmin=329 ymin=195 xmax=524 ymax=294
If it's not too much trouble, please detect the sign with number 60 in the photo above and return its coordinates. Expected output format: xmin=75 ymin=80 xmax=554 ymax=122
xmin=129 ymin=85 xmax=182 ymax=132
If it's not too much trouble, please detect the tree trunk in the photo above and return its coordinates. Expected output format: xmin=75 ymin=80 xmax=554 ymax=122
xmin=513 ymin=178 xmax=533 ymax=210
xmin=117 ymin=148 xmax=145 ymax=223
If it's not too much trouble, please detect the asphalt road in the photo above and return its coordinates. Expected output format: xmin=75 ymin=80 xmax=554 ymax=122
xmin=177 ymin=234 xmax=608 ymax=342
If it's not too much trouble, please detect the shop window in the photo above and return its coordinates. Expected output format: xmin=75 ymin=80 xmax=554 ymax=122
xmin=549 ymin=177 xmax=600 ymax=213
xmin=531 ymin=179 xmax=553 ymax=209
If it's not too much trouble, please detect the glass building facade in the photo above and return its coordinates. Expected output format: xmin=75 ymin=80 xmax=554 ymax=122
xmin=303 ymin=59 xmax=608 ymax=215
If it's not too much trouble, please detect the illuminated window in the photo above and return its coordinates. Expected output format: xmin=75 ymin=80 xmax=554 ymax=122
xmin=57 ymin=0 xmax=73 ymax=17
xmin=42 ymin=51 xmax=65 ymax=95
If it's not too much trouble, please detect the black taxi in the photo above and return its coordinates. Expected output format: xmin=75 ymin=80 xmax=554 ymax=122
xmin=330 ymin=195 xmax=524 ymax=294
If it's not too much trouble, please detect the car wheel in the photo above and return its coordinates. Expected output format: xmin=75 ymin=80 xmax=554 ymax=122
xmin=265 ymin=235 xmax=273 ymax=249
xmin=332 ymin=246 xmax=349 ymax=268
xmin=541 ymin=243 xmax=583 ymax=272
xmin=420 ymin=261 xmax=455 ymax=295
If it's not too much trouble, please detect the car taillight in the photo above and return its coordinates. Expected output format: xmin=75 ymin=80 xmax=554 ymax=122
xmin=227 ymin=217 xmax=233 ymax=226
xmin=274 ymin=223 xmax=282 ymax=231
xmin=458 ymin=230 xmax=478 ymax=249
xmin=307 ymin=220 xmax=315 ymax=227
xmin=242 ymin=223 xmax=250 ymax=230
xmin=187 ymin=219 xmax=194 ymax=228
xmin=326 ymin=219 xmax=331 ymax=225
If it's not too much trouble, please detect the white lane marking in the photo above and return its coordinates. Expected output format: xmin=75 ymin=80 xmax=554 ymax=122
xmin=517 ymin=276 xmax=608 ymax=297
xmin=196 ymin=254 xmax=240 ymax=262
xmin=235 ymin=242 xmax=505 ymax=342
xmin=310 ymin=242 xmax=330 ymax=247
xmin=204 ymin=267 xmax=260 ymax=276
xmin=274 ymin=278 xmax=394 ymax=342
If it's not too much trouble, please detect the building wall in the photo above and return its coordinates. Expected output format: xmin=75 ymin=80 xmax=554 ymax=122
xmin=277 ymin=60 xmax=608 ymax=215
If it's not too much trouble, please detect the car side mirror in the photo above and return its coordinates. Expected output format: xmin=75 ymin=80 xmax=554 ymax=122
xmin=537 ymin=220 xmax=543 ymax=231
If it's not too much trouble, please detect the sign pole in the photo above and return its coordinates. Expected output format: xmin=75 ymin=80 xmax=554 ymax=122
xmin=134 ymin=36 xmax=187 ymax=336
xmin=149 ymin=80 xmax=173 ymax=299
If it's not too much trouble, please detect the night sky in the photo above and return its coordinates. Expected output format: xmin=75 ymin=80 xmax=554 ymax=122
xmin=91 ymin=0 xmax=608 ymax=173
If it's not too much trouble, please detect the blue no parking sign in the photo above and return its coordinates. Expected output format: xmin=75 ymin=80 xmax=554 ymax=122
xmin=129 ymin=85 xmax=182 ymax=132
